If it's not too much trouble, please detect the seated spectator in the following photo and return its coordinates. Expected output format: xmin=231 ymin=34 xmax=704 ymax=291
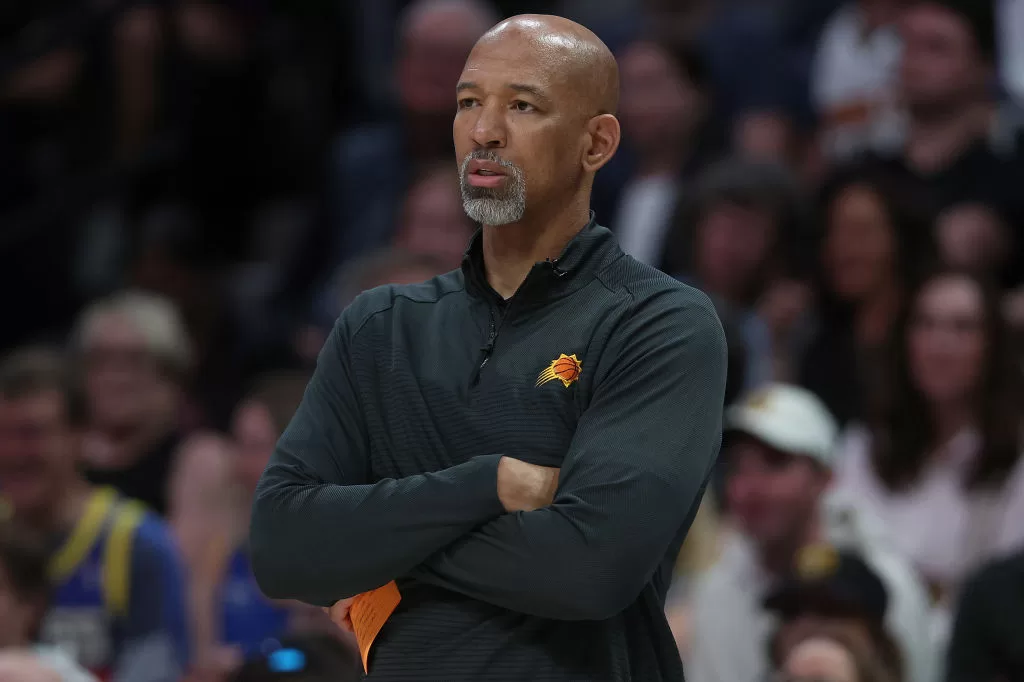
xmin=611 ymin=34 xmax=719 ymax=267
xmin=799 ymin=164 xmax=935 ymax=427
xmin=393 ymin=163 xmax=476 ymax=271
xmin=686 ymin=384 xmax=934 ymax=682
xmin=73 ymin=291 xmax=192 ymax=516
xmin=325 ymin=0 xmax=498 ymax=267
xmin=227 ymin=635 xmax=360 ymax=682
xmin=765 ymin=545 xmax=903 ymax=680
xmin=861 ymin=0 xmax=1024 ymax=285
xmin=0 ymin=521 xmax=96 ymax=682
xmin=944 ymin=547 xmax=1024 ymax=682
xmin=170 ymin=372 xmax=311 ymax=675
xmin=665 ymin=158 xmax=808 ymax=389
xmin=810 ymin=0 xmax=903 ymax=162
xmin=0 ymin=348 xmax=190 ymax=681
xmin=835 ymin=269 xmax=1024 ymax=610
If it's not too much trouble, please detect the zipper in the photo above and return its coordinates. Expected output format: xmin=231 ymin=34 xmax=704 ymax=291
xmin=470 ymin=306 xmax=498 ymax=386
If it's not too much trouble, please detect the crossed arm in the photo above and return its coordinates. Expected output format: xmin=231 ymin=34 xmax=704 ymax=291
xmin=249 ymin=291 xmax=727 ymax=619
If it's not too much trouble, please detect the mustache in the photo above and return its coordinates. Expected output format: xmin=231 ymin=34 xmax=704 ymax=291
xmin=460 ymin=150 xmax=520 ymax=174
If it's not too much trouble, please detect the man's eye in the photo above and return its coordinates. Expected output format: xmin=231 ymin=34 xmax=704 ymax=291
xmin=457 ymin=98 xmax=478 ymax=109
xmin=512 ymin=101 xmax=535 ymax=112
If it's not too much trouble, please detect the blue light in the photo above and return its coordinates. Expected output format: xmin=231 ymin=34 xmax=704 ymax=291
xmin=268 ymin=648 xmax=306 ymax=673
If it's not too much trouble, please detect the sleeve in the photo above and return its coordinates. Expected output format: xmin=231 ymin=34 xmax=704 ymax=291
xmin=408 ymin=290 xmax=728 ymax=620
xmin=249 ymin=311 xmax=506 ymax=607
xmin=113 ymin=517 xmax=190 ymax=682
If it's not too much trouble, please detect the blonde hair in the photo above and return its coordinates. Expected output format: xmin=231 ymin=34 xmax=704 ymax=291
xmin=74 ymin=290 xmax=193 ymax=378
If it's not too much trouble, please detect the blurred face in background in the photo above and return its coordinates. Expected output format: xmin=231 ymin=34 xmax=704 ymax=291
xmin=695 ymin=202 xmax=775 ymax=305
xmin=0 ymin=391 xmax=74 ymax=521
xmin=725 ymin=436 xmax=830 ymax=550
xmin=936 ymin=203 xmax=1010 ymax=274
xmin=907 ymin=274 xmax=986 ymax=407
xmin=619 ymin=41 xmax=705 ymax=157
xmin=398 ymin=6 xmax=491 ymax=117
xmin=823 ymin=184 xmax=897 ymax=303
xmin=81 ymin=313 xmax=172 ymax=432
xmin=394 ymin=169 xmax=475 ymax=269
xmin=231 ymin=400 xmax=278 ymax=496
xmin=899 ymin=3 xmax=988 ymax=117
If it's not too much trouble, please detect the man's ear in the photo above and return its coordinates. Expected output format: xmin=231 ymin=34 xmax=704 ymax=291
xmin=582 ymin=114 xmax=621 ymax=174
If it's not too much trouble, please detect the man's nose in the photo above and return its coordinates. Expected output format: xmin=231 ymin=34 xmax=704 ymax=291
xmin=470 ymin=103 xmax=507 ymax=149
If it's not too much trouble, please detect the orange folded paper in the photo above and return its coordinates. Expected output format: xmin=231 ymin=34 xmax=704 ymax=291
xmin=350 ymin=581 xmax=401 ymax=673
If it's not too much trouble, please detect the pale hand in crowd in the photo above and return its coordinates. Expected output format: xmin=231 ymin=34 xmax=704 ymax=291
xmin=497 ymin=457 xmax=560 ymax=512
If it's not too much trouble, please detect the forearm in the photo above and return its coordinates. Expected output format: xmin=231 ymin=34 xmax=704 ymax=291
xmin=250 ymin=454 xmax=505 ymax=606
xmin=408 ymin=471 xmax=707 ymax=620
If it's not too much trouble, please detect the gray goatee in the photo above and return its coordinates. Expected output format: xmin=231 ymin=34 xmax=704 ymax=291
xmin=459 ymin=151 xmax=527 ymax=226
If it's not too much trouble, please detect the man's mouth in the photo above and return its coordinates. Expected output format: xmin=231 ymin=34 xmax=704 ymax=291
xmin=466 ymin=158 xmax=510 ymax=188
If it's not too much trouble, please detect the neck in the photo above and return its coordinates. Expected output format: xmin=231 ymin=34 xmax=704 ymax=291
xmin=930 ymin=400 xmax=975 ymax=447
xmin=906 ymin=100 xmax=993 ymax=174
xmin=482 ymin=193 xmax=592 ymax=299
xmin=759 ymin=509 xmax=823 ymax=578
xmin=853 ymin=284 xmax=900 ymax=347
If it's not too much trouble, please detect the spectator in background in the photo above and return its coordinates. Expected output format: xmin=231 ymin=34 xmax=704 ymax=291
xmin=811 ymin=0 xmax=904 ymax=162
xmin=73 ymin=291 xmax=191 ymax=516
xmin=392 ymin=163 xmax=476 ymax=271
xmin=325 ymin=0 xmax=498 ymax=267
xmin=170 ymin=372 xmax=310 ymax=676
xmin=765 ymin=545 xmax=904 ymax=681
xmin=944 ymin=547 xmax=1024 ymax=682
xmin=611 ymin=35 xmax=718 ymax=267
xmin=667 ymin=158 xmax=808 ymax=389
xmin=799 ymin=164 xmax=935 ymax=427
xmin=0 ymin=521 xmax=96 ymax=682
xmin=835 ymin=270 xmax=1024 ymax=613
xmin=0 ymin=348 xmax=189 ymax=682
xmin=865 ymin=0 xmax=1024 ymax=281
xmin=686 ymin=384 xmax=934 ymax=682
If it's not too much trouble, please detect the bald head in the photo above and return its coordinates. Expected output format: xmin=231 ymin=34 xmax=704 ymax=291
xmin=474 ymin=15 xmax=619 ymax=116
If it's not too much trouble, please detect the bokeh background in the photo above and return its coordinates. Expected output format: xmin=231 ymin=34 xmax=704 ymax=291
xmin=1 ymin=0 xmax=1023 ymax=681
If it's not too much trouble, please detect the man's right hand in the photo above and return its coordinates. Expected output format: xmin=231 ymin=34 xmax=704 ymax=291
xmin=497 ymin=457 xmax=559 ymax=512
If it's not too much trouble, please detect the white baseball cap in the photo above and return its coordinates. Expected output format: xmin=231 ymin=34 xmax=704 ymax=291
xmin=724 ymin=384 xmax=839 ymax=467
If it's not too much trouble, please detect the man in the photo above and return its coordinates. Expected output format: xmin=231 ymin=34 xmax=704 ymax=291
xmin=944 ymin=547 xmax=1024 ymax=681
xmin=865 ymin=0 xmax=1024 ymax=283
xmin=73 ymin=290 xmax=192 ymax=516
xmin=0 ymin=348 xmax=189 ymax=682
xmin=685 ymin=384 xmax=935 ymax=682
xmin=0 ymin=521 xmax=96 ymax=682
xmin=250 ymin=14 xmax=727 ymax=682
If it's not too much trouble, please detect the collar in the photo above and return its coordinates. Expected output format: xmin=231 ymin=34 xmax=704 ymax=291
xmin=460 ymin=212 xmax=620 ymax=311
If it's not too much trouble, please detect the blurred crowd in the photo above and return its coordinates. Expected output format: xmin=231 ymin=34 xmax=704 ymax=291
xmin=1 ymin=0 xmax=1023 ymax=681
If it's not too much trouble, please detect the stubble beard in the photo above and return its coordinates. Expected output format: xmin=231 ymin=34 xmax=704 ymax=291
xmin=460 ymin=151 xmax=527 ymax=226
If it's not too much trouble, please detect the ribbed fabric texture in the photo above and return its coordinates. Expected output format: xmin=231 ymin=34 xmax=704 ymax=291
xmin=250 ymin=221 xmax=728 ymax=681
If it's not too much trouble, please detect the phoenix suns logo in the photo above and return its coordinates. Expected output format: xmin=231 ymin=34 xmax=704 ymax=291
xmin=536 ymin=354 xmax=582 ymax=388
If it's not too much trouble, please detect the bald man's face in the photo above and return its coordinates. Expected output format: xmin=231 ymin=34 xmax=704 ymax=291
xmin=453 ymin=26 xmax=615 ymax=225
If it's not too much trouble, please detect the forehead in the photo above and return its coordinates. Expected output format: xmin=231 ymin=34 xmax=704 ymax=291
xmin=916 ymin=277 xmax=983 ymax=316
xmin=461 ymin=33 xmax=571 ymax=94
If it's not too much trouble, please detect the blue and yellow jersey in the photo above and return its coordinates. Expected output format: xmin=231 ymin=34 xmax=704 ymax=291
xmin=41 ymin=488 xmax=190 ymax=681
xmin=220 ymin=546 xmax=290 ymax=657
